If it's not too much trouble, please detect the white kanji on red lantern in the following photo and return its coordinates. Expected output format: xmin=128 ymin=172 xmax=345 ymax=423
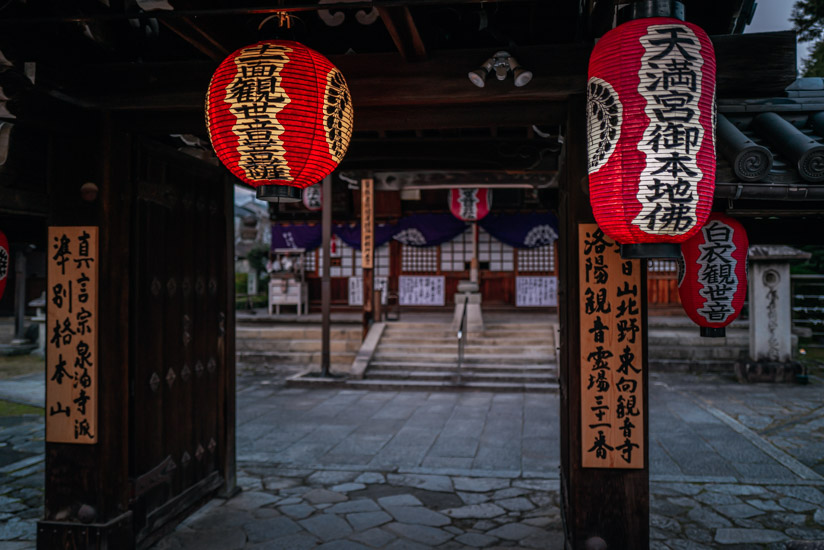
xmin=587 ymin=18 xmax=716 ymax=245
xmin=302 ymin=184 xmax=322 ymax=211
xmin=449 ymin=189 xmax=492 ymax=221
xmin=678 ymin=213 xmax=748 ymax=330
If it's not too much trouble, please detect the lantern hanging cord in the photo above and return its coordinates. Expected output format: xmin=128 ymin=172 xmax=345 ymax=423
xmin=258 ymin=12 xmax=302 ymax=32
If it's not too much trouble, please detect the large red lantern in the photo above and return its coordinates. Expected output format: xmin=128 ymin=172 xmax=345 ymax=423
xmin=678 ymin=213 xmax=748 ymax=337
xmin=207 ymin=40 xmax=353 ymax=202
xmin=587 ymin=12 xmax=716 ymax=258
xmin=0 ymin=230 xmax=7 ymax=301
xmin=449 ymin=188 xmax=492 ymax=221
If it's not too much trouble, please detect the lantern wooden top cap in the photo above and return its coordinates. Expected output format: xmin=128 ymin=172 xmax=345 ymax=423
xmin=618 ymin=0 xmax=685 ymax=23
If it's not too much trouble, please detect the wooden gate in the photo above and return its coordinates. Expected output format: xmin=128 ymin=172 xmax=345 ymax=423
xmin=129 ymin=141 xmax=235 ymax=547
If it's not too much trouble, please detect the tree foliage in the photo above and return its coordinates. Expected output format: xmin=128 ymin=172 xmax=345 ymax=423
xmin=246 ymin=244 xmax=270 ymax=275
xmin=793 ymin=0 xmax=824 ymax=76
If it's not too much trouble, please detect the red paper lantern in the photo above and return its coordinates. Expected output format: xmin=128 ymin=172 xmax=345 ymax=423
xmin=449 ymin=188 xmax=492 ymax=221
xmin=587 ymin=16 xmax=716 ymax=257
xmin=206 ymin=40 xmax=353 ymax=202
xmin=678 ymin=213 xmax=748 ymax=337
xmin=0 ymin=230 xmax=7 ymax=301
xmin=302 ymin=184 xmax=322 ymax=211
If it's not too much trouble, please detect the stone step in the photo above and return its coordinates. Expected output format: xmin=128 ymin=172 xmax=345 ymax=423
xmin=648 ymin=345 xmax=747 ymax=361
xmin=368 ymin=361 xmax=555 ymax=373
xmin=371 ymin=352 xmax=553 ymax=365
xmin=374 ymin=343 xmax=555 ymax=355
xmin=237 ymin=350 xmax=355 ymax=365
xmin=237 ymin=338 xmax=360 ymax=353
xmin=237 ymin=326 xmax=361 ymax=340
xmin=648 ymin=332 xmax=749 ymax=347
xmin=379 ymin=335 xmax=553 ymax=346
xmin=385 ymin=323 xmax=554 ymax=338
xmin=649 ymin=316 xmax=749 ymax=329
xmin=365 ymin=369 xmax=557 ymax=383
xmin=342 ymin=379 xmax=559 ymax=393
xmin=386 ymin=320 xmax=553 ymax=331
xmin=649 ymin=358 xmax=744 ymax=373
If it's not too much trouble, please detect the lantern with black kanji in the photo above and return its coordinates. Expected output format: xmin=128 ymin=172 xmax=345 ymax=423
xmin=207 ymin=40 xmax=353 ymax=202
xmin=448 ymin=188 xmax=492 ymax=221
xmin=0 ymin=230 xmax=7 ymax=301
xmin=586 ymin=5 xmax=716 ymax=258
xmin=678 ymin=213 xmax=748 ymax=337
xmin=302 ymin=184 xmax=322 ymax=211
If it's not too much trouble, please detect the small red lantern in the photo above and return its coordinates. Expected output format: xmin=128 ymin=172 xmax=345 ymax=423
xmin=207 ymin=40 xmax=353 ymax=202
xmin=302 ymin=184 xmax=322 ymax=211
xmin=0 ymin=230 xmax=8 ymax=301
xmin=587 ymin=12 xmax=716 ymax=258
xmin=678 ymin=213 xmax=748 ymax=337
xmin=449 ymin=188 xmax=492 ymax=221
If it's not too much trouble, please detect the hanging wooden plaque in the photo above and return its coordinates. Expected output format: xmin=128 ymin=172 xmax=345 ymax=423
xmin=46 ymin=226 xmax=98 ymax=444
xmin=579 ymin=223 xmax=643 ymax=468
xmin=361 ymin=178 xmax=374 ymax=269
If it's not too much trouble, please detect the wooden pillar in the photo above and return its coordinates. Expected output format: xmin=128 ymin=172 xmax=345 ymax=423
xmin=361 ymin=177 xmax=374 ymax=339
xmin=220 ymin=173 xmax=238 ymax=498
xmin=558 ymin=95 xmax=650 ymax=549
xmin=321 ymin=175 xmax=332 ymax=377
xmin=470 ymin=222 xmax=479 ymax=284
xmin=38 ymin=114 xmax=133 ymax=548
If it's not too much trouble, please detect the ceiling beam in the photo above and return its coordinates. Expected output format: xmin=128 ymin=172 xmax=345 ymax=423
xmin=0 ymin=0 xmax=529 ymax=24
xmin=159 ymin=17 xmax=229 ymax=62
xmin=35 ymin=31 xmax=796 ymax=112
xmin=377 ymin=6 xmax=427 ymax=62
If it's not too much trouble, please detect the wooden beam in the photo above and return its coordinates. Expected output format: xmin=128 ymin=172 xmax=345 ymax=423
xmin=0 ymin=0 xmax=529 ymax=24
xmin=377 ymin=6 xmax=427 ymax=62
xmin=321 ymin=175 xmax=332 ymax=377
xmin=159 ymin=17 xmax=229 ymax=62
xmin=39 ymin=31 xmax=796 ymax=111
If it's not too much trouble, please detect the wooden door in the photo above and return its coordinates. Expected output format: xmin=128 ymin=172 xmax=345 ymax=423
xmin=129 ymin=141 xmax=235 ymax=547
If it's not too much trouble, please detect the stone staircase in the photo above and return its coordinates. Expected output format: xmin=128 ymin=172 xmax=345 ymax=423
xmin=348 ymin=321 xmax=558 ymax=392
xmin=648 ymin=316 xmax=750 ymax=372
xmin=236 ymin=324 xmax=362 ymax=373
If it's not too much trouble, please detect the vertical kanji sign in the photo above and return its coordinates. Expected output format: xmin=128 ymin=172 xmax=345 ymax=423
xmin=361 ymin=178 xmax=374 ymax=269
xmin=47 ymin=227 xmax=98 ymax=444
xmin=579 ymin=223 xmax=643 ymax=468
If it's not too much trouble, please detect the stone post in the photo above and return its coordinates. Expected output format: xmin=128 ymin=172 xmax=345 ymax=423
xmin=740 ymin=245 xmax=810 ymax=382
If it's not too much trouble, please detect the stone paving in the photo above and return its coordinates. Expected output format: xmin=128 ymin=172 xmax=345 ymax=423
xmin=1 ymin=369 xmax=824 ymax=549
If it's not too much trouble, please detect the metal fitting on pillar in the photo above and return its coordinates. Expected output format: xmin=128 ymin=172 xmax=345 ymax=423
xmin=618 ymin=0 xmax=685 ymax=23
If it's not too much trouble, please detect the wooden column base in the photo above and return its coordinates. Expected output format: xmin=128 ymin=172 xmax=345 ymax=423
xmin=38 ymin=511 xmax=133 ymax=550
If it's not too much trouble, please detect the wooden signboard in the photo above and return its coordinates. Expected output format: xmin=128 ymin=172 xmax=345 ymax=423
xmin=361 ymin=178 xmax=374 ymax=269
xmin=46 ymin=226 xmax=98 ymax=444
xmin=579 ymin=224 xmax=643 ymax=468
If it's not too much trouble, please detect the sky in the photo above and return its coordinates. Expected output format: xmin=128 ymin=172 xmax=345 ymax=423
xmin=747 ymin=0 xmax=808 ymax=72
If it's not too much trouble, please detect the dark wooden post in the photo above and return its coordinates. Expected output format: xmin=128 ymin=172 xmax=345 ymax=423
xmin=361 ymin=177 xmax=374 ymax=340
xmin=321 ymin=175 xmax=332 ymax=377
xmin=558 ymin=94 xmax=650 ymax=549
xmin=38 ymin=114 xmax=133 ymax=548
xmin=220 ymin=173 xmax=238 ymax=497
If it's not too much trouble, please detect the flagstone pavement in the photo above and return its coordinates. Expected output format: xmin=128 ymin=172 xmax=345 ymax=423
xmin=1 ymin=369 xmax=824 ymax=549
